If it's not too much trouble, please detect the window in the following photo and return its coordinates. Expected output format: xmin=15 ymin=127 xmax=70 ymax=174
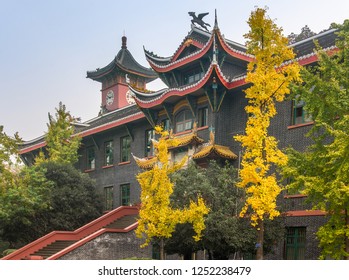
xmin=145 ymin=129 xmax=155 ymax=157
xmin=104 ymin=141 xmax=113 ymax=166
xmin=175 ymin=110 xmax=193 ymax=133
xmin=285 ymin=227 xmax=306 ymax=259
xmin=120 ymin=184 xmax=130 ymax=206
xmin=87 ymin=147 xmax=95 ymax=170
xmin=183 ymin=69 xmax=204 ymax=85
xmin=161 ymin=119 xmax=170 ymax=131
xmin=292 ymin=99 xmax=312 ymax=125
xmin=104 ymin=186 xmax=113 ymax=211
xmin=120 ymin=136 xmax=131 ymax=162
xmin=198 ymin=107 xmax=208 ymax=127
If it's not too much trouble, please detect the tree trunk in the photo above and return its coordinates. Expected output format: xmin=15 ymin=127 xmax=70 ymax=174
xmin=345 ymin=209 xmax=349 ymax=260
xmin=160 ymin=238 xmax=165 ymax=260
xmin=256 ymin=219 xmax=264 ymax=260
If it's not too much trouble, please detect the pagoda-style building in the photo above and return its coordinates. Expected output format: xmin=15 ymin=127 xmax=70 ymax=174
xmin=87 ymin=35 xmax=157 ymax=113
xmin=12 ymin=11 xmax=339 ymax=260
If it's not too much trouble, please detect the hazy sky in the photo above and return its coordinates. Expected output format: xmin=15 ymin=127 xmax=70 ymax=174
xmin=1 ymin=0 xmax=348 ymax=141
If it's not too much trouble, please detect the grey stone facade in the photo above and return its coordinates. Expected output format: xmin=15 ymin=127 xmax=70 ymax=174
xmin=59 ymin=231 xmax=152 ymax=260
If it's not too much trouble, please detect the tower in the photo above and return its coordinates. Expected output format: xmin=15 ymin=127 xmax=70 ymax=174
xmin=87 ymin=36 xmax=157 ymax=113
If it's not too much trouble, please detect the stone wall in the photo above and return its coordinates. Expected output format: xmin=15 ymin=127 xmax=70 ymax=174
xmin=59 ymin=231 xmax=152 ymax=260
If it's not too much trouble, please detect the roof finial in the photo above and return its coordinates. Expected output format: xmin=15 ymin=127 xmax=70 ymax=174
xmin=121 ymin=34 xmax=127 ymax=49
xmin=214 ymin=9 xmax=218 ymax=29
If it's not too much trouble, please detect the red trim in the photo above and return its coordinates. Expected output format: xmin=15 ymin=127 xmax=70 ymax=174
xmin=1 ymin=206 xmax=139 ymax=260
xmin=136 ymin=65 xmax=247 ymax=109
xmin=84 ymin=169 xmax=95 ymax=173
xmin=216 ymin=30 xmax=254 ymax=62
xmin=102 ymin=165 xmax=114 ymax=169
xmin=77 ymin=112 xmax=144 ymax=138
xmin=118 ymin=161 xmax=131 ymax=166
xmin=284 ymin=194 xmax=308 ymax=199
xmin=197 ymin=125 xmax=209 ymax=131
xmin=47 ymin=223 xmax=139 ymax=260
xmin=19 ymin=112 xmax=145 ymax=155
xmin=148 ymin=36 xmax=213 ymax=73
xmin=298 ymin=54 xmax=319 ymax=66
xmin=287 ymin=121 xmax=314 ymax=130
xmin=19 ymin=141 xmax=46 ymax=155
xmin=172 ymin=40 xmax=204 ymax=62
xmin=297 ymin=47 xmax=339 ymax=66
xmin=285 ymin=210 xmax=326 ymax=217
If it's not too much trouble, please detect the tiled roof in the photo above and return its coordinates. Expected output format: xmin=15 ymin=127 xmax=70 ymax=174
xmin=87 ymin=38 xmax=157 ymax=82
xmin=192 ymin=144 xmax=237 ymax=160
xmin=132 ymin=155 xmax=158 ymax=170
xmin=19 ymin=104 xmax=144 ymax=152
xmin=168 ymin=133 xmax=205 ymax=148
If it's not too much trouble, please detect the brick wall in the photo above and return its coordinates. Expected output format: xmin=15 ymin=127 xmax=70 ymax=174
xmin=59 ymin=231 xmax=152 ymax=260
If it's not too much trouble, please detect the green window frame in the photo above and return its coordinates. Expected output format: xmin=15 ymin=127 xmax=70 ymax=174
xmin=87 ymin=147 xmax=95 ymax=170
xmin=145 ymin=129 xmax=155 ymax=157
xmin=104 ymin=186 xmax=113 ymax=211
xmin=198 ymin=107 xmax=208 ymax=127
xmin=285 ymin=227 xmax=306 ymax=259
xmin=104 ymin=140 xmax=114 ymax=166
xmin=120 ymin=183 xmax=130 ymax=206
xmin=183 ymin=69 xmax=204 ymax=85
xmin=175 ymin=110 xmax=193 ymax=133
xmin=120 ymin=136 xmax=131 ymax=162
xmin=292 ymin=99 xmax=312 ymax=125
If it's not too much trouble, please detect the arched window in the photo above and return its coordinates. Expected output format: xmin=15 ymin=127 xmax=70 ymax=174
xmin=175 ymin=109 xmax=193 ymax=133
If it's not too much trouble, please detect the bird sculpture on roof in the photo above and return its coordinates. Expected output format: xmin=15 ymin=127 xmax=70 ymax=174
xmin=188 ymin=12 xmax=211 ymax=31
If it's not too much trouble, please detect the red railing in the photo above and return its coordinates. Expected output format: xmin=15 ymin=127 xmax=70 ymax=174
xmin=2 ymin=206 xmax=139 ymax=260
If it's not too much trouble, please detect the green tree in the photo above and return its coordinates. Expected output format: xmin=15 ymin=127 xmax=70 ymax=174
xmin=135 ymin=126 xmax=209 ymax=259
xmin=234 ymin=8 xmax=302 ymax=259
xmin=168 ymin=161 xmax=284 ymax=259
xmin=1 ymin=162 xmax=103 ymax=247
xmin=36 ymin=102 xmax=81 ymax=164
xmin=284 ymin=20 xmax=349 ymax=260
xmin=0 ymin=126 xmax=52 ymax=251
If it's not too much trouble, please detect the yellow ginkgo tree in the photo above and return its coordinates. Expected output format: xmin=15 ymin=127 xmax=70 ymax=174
xmin=234 ymin=8 xmax=302 ymax=260
xmin=135 ymin=126 xmax=209 ymax=259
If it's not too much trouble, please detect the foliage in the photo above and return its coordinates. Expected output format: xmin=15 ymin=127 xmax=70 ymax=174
xmin=288 ymin=25 xmax=316 ymax=44
xmin=0 ymin=126 xmax=53 ymax=250
xmin=167 ymin=161 xmax=284 ymax=259
xmin=0 ymin=125 xmax=21 ymax=185
xmin=1 ymin=162 xmax=103 ymax=246
xmin=234 ymin=7 xmax=302 ymax=226
xmin=284 ymin=20 xmax=349 ymax=259
xmin=135 ymin=126 xmax=209 ymax=254
xmin=36 ymin=102 xmax=81 ymax=165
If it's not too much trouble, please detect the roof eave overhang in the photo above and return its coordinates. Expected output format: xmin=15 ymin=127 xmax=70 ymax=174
xmin=146 ymin=35 xmax=214 ymax=73
xmin=132 ymin=63 xmax=247 ymax=109
xmin=19 ymin=112 xmax=145 ymax=155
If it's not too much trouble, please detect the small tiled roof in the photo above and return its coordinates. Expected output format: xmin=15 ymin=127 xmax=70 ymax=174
xmin=290 ymin=29 xmax=337 ymax=58
xmin=19 ymin=104 xmax=144 ymax=153
xmin=87 ymin=37 xmax=157 ymax=83
xmin=132 ymin=154 xmax=157 ymax=170
xmin=168 ymin=132 xmax=205 ymax=148
xmin=192 ymin=144 xmax=237 ymax=160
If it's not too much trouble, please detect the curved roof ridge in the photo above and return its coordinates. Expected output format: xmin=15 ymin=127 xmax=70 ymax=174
xmin=289 ymin=28 xmax=337 ymax=47
xmin=144 ymin=47 xmax=173 ymax=62
xmin=115 ymin=48 xmax=157 ymax=77
xmin=146 ymin=35 xmax=213 ymax=71
xmin=132 ymin=63 xmax=215 ymax=105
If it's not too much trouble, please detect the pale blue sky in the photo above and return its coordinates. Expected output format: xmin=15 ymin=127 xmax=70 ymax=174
xmin=1 ymin=0 xmax=348 ymax=140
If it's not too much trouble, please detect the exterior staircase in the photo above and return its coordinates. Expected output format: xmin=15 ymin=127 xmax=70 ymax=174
xmin=2 ymin=206 xmax=139 ymax=260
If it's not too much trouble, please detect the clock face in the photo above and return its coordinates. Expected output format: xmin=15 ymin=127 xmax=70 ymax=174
xmin=106 ymin=90 xmax=114 ymax=105
xmin=126 ymin=90 xmax=135 ymax=104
